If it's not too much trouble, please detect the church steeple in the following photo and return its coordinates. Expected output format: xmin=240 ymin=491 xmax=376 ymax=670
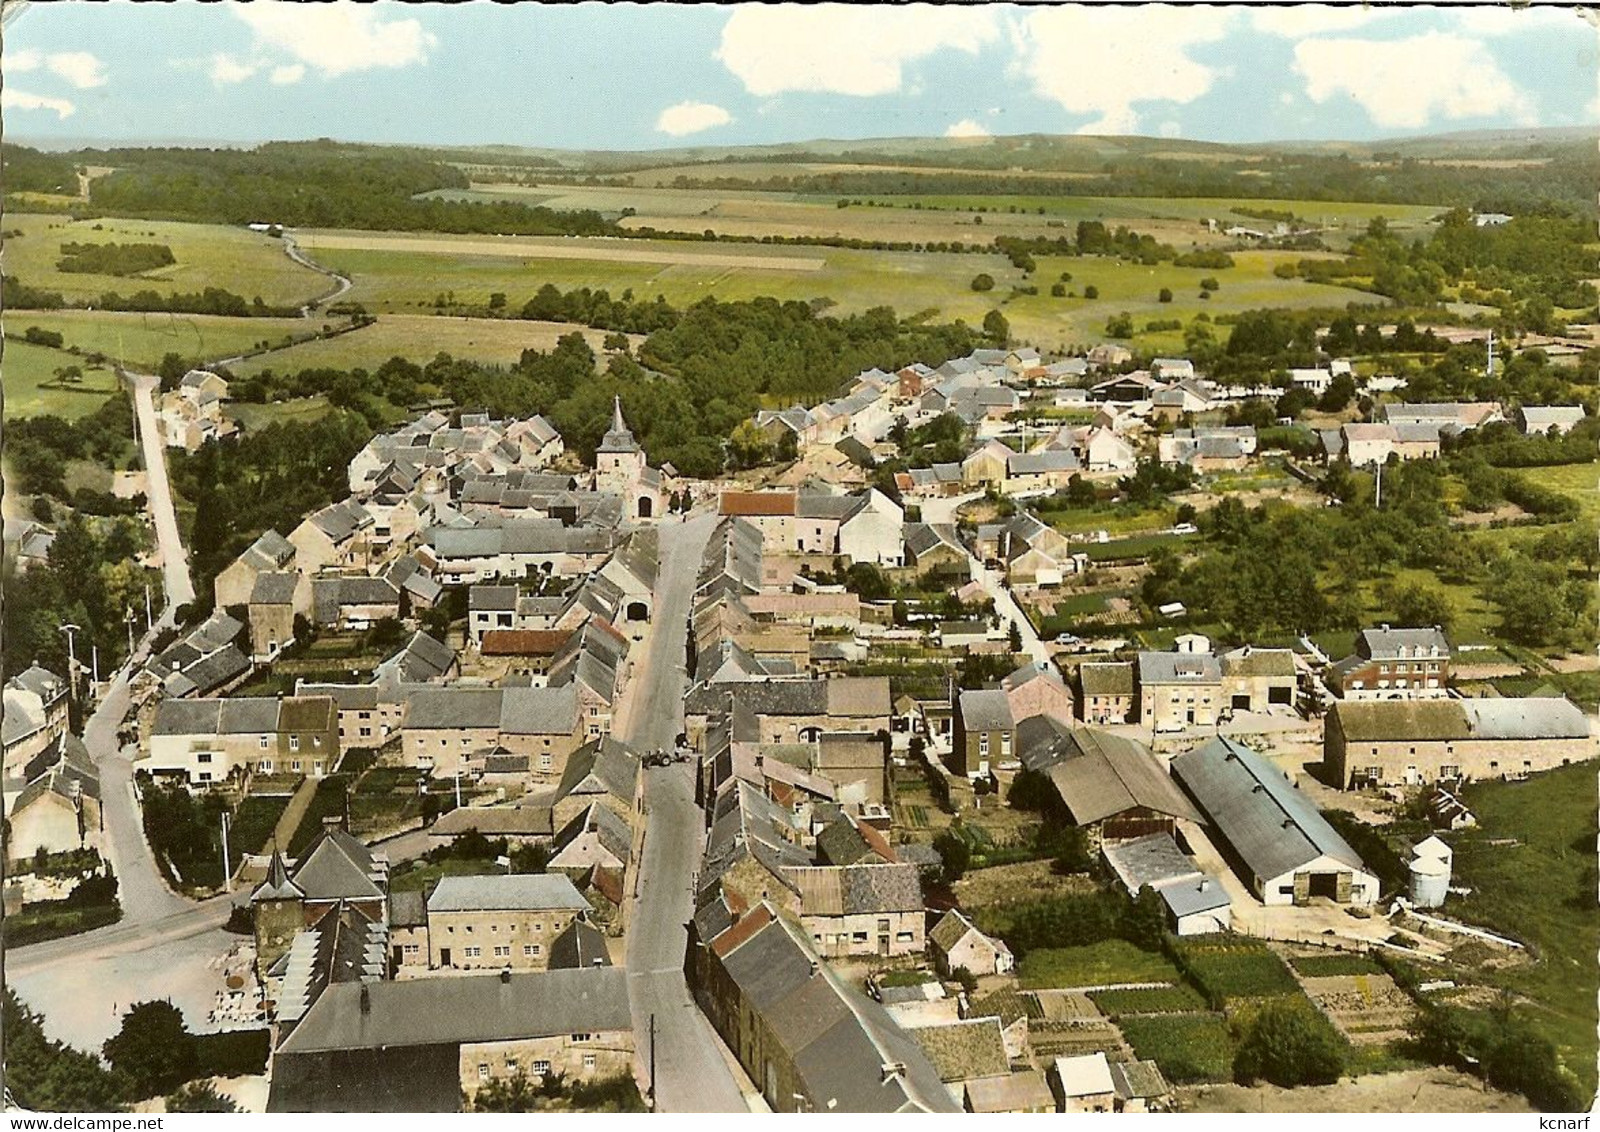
xmin=597 ymin=396 xmax=641 ymax=455
xmin=252 ymin=842 xmax=303 ymax=903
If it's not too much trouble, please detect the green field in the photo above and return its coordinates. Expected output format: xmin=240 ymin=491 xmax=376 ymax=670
xmin=1452 ymin=763 xmax=1600 ymax=1097
xmin=233 ymin=314 xmax=630 ymax=375
xmin=1119 ymin=1013 xmax=1237 ymax=1083
xmin=1017 ymin=940 xmax=1182 ymax=989
xmin=1172 ymin=937 xmax=1301 ymax=1007
xmin=1089 ymin=984 xmax=1208 ymax=1015
xmin=302 ymin=228 xmax=1359 ymax=355
xmin=2 ymin=338 xmax=120 ymax=419
xmin=8 ymin=309 xmax=325 ymax=371
xmin=5 ymin=212 xmax=329 ymax=308
xmin=850 ymin=193 xmax=1442 ymax=228
xmin=1516 ymin=461 xmax=1600 ymax=524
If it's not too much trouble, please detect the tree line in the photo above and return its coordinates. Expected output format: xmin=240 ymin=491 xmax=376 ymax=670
xmin=56 ymin=241 xmax=175 ymax=276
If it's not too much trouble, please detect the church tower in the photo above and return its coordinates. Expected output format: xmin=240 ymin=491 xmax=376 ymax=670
xmin=251 ymin=844 xmax=305 ymax=976
xmin=595 ymin=396 xmax=645 ymax=495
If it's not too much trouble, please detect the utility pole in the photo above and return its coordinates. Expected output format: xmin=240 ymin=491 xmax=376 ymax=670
xmin=453 ymin=768 xmax=462 ymax=810
xmin=126 ymin=608 xmax=136 ymax=657
xmin=220 ymin=810 xmax=233 ymax=893
xmin=648 ymin=1013 xmax=657 ymax=1112
xmin=59 ymin=623 xmax=80 ymax=698
xmin=145 ymin=584 xmax=154 ymax=631
xmin=91 ymin=644 xmax=99 ymax=690
xmin=1374 ymin=459 xmax=1383 ymax=510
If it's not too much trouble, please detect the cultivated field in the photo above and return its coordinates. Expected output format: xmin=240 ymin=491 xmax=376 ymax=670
xmin=233 ymin=314 xmax=637 ymax=375
xmin=7 ymin=310 xmax=325 ymax=371
xmin=295 ymin=230 xmax=824 ymax=271
xmin=5 ymin=212 xmax=328 ymax=308
xmin=2 ymin=339 xmax=120 ymax=419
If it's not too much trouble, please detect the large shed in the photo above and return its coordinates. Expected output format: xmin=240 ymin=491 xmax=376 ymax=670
xmin=1172 ymin=737 xmax=1378 ymax=906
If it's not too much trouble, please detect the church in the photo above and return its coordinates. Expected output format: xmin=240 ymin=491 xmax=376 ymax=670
xmin=593 ymin=397 xmax=665 ymax=523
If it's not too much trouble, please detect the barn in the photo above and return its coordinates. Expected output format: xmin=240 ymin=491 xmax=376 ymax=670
xmin=1172 ymin=737 xmax=1378 ymax=907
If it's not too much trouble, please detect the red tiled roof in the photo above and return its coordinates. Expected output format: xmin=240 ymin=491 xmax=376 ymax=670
xmin=481 ymin=629 xmax=571 ymax=657
xmin=719 ymin=491 xmax=796 ymax=517
xmin=710 ymin=902 xmax=775 ymax=958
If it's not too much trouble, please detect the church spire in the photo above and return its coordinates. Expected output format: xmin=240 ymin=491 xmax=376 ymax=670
xmin=611 ymin=395 xmax=626 ymax=435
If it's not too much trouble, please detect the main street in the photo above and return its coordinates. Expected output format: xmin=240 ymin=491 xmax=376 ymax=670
xmin=619 ymin=513 xmax=751 ymax=1113
xmin=128 ymin=371 xmax=196 ymax=609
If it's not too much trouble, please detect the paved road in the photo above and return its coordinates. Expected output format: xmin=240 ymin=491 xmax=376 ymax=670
xmin=620 ymin=514 xmax=749 ymax=1113
xmin=128 ymin=372 xmax=196 ymax=608
xmin=282 ymin=232 xmax=353 ymax=315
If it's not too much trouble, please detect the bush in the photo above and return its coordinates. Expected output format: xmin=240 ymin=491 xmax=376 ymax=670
xmin=193 ymin=1029 xmax=270 ymax=1078
xmin=1158 ymin=288 xmax=1174 ymax=303
xmin=1084 ymin=285 xmax=1099 ymax=300
xmin=166 ymin=1081 xmax=237 ymax=1113
xmin=970 ymin=273 xmax=995 ymax=292
xmin=1233 ymin=998 xmax=1348 ymax=1087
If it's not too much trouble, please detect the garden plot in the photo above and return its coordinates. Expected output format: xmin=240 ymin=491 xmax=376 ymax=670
xmin=1298 ymin=970 xmax=1416 ymax=1045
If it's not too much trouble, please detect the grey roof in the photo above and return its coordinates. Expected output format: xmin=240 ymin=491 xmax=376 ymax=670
xmin=151 ymin=698 xmax=222 ymax=737
xmin=1101 ymin=832 xmax=1202 ymax=896
xmin=242 ymin=528 xmax=296 ymax=570
xmin=1137 ymin=650 xmax=1222 ymax=685
xmin=292 ymin=827 xmax=384 ymax=903
xmin=1357 ymin=626 xmax=1451 ymax=660
xmin=426 ymin=872 xmax=588 ymax=913
xmin=554 ymin=801 xmax=633 ymax=865
xmin=404 ymin=687 xmax=503 ymax=730
xmin=296 ymin=682 xmax=380 ymax=711
xmin=958 ymin=688 xmax=1014 ymax=732
xmin=277 ymin=967 xmax=630 ymax=1054
xmin=1463 ymin=697 xmax=1589 ymax=740
xmin=500 ymin=684 xmax=578 ymax=735
xmin=1172 ymin=736 xmax=1367 ymax=882
xmin=1156 ymin=874 xmax=1232 ymax=918
xmin=469 ymin=584 xmax=518 ymax=612
xmin=549 ymin=919 xmax=612 ymax=969
xmin=554 ymin=736 xmax=639 ymax=805
xmin=216 ymin=696 xmax=282 ymax=733
xmin=714 ymin=912 xmax=959 ymax=1112
xmin=251 ymin=571 xmax=300 ymax=605
xmin=785 ymin=863 xmax=923 ymax=915
xmin=387 ymin=889 xmax=427 ymax=928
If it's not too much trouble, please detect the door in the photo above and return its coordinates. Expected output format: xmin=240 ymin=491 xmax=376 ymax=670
xmin=878 ymin=935 xmax=890 ymax=957
xmin=440 ymin=947 xmax=452 ymax=967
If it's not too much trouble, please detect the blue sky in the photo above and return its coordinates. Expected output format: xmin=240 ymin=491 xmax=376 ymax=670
xmin=4 ymin=2 xmax=1596 ymax=150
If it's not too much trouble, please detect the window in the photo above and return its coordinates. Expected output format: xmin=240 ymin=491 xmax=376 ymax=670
xmin=978 ymin=734 xmax=990 ymax=757
xmin=583 ymin=1054 xmax=597 ymax=1071
xmin=465 ymin=946 xmax=481 ymax=958
xmin=478 ymin=1065 xmax=490 ymax=1081
xmin=531 ymin=944 xmax=542 ymax=957
xmin=533 ymin=1061 xmax=551 ymax=1077
xmin=289 ymin=735 xmax=300 ymax=751
xmin=572 ymin=1033 xmax=592 ymax=1042
xmin=258 ymin=736 xmax=269 ymax=750
xmin=404 ymin=943 xmax=419 ymax=955
xmin=852 ymin=932 xmax=868 ymax=943
xmin=359 ymin=727 xmax=372 ymax=738
xmin=540 ymin=754 xmax=553 ymax=770
xmin=312 ymin=736 xmax=322 ymax=748
xmin=197 ymin=752 xmax=213 ymax=764
xmin=258 ymin=759 xmax=273 ymax=773
xmin=999 ymin=733 xmax=1012 ymax=756
xmin=291 ymin=760 xmax=302 ymax=772
xmin=197 ymin=772 xmax=212 ymax=783
xmin=494 ymin=945 xmax=510 ymax=958
xmin=1440 ymin=766 xmax=1459 ymax=779
xmin=523 ymin=944 xmax=534 ymax=957
xmin=506 ymin=1058 xmax=518 ymax=1073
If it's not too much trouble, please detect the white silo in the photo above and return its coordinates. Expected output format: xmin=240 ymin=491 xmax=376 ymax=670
xmin=1408 ymin=836 xmax=1452 ymax=908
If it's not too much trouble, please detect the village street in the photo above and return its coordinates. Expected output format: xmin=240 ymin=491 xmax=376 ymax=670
xmin=618 ymin=512 xmax=754 ymax=1112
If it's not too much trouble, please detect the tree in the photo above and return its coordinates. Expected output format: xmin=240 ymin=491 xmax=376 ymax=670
xmin=1199 ymin=277 xmax=1220 ymax=292
xmin=1105 ymin=312 xmax=1134 ymax=338
xmin=932 ymin=828 xmax=972 ymax=883
xmin=843 ymin=562 xmax=891 ymax=602
xmin=1232 ymin=999 xmax=1347 ymax=1087
xmin=103 ymin=1000 xmax=198 ymax=1099
xmin=487 ymin=292 xmax=507 ymax=310
xmin=1125 ymin=886 xmax=1168 ymax=951
xmin=1007 ymin=621 xmax=1023 ymax=652
xmin=1158 ymin=287 xmax=1173 ymax=303
xmin=1051 ymin=282 xmax=1067 ymax=298
xmin=1317 ymin=372 xmax=1357 ymax=413
xmin=983 ymin=309 xmax=1010 ymax=344
xmin=1384 ymin=579 xmax=1454 ymax=633
xmin=166 ymin=1081 xmax=238 ymax=1113
xmin=970 ymin=273 xmax=995 ymax=292
xmin=726 ymin=420 xmax=773 ymax=469
xmin=1083 ymin=285 xmax=1099 ymax=300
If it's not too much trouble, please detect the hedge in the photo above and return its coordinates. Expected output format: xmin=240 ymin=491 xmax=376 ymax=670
xmin=194 ymin=1029 xmax=270 ymax=1078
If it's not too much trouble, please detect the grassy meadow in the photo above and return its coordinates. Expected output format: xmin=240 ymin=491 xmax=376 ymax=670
xmin=2 ymin=338 xmax=120 ymax=419
xmin=8 ymin=309 xmax=325 ymax=371
xmin=5 ymin=212 xmax=328 ymax=308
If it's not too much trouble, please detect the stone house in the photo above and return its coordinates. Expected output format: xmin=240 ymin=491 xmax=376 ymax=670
xmin=425 ymin=873 xmax=592 ymax=973
xmin=927 ymin=909 xmax=1013 ymax=977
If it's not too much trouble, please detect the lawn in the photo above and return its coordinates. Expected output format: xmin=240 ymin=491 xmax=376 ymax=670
xmin=1041 ymin=504 xmax=1175 ymax=537
xmin=1 ymin=338 xmax=120 ymax=420
xmin=1119 ymin=1013 xmax=1237 ymax=1084
xmin=1086 ymin=532 xmax=1184 ymax=562
xmin=389 ymin=856 xmax=504 ymax=893
xmin=227 ymin=395 xmax=337 ymax=433
xmin=233 ymin=314 xmax=631 ymax=375
xmin=8 ymin=309 xmax=324 ymax=371
xmin=1451 ymin=762 xmax=1600 ymax=1097
xmin=1018 ymin=940 xmax=1182 ymax=989
xmin=1515 ymin=461 xmax=1600 ymax=524
xmin=4 ymin=211 xmax=329 ymax=308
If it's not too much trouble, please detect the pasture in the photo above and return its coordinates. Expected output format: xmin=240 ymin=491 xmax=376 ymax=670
xmin=7 ymin=309 xmax=324 ymax=371
xmin=233 ymin=314 xmax=636 ymax=375
xmin=4 ymin=212 xmax=329 ymax=308
xmin=299 ymin=227 xmax=1362 ymax=354
xmin=2 ymin=338 xmax=120 ymax=420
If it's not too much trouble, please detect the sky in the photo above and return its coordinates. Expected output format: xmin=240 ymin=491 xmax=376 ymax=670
xmin=3 ymin=2 xmax=1597 ymax=151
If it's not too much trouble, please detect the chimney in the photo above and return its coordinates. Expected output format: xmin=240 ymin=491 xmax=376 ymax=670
xmin=1199 ymin=879 xmax=1210 ymax=892
xmin=323 ymin=815 xmax=345 ymax=832
xmin=808 ymin=960 xmax=820 ymax=977
xmin=359 ymin=985 xmax=371 ymax=1014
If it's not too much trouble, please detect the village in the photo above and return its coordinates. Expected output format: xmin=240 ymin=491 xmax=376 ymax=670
xmin=5 ymin=321 xmax=1593 ymax=1114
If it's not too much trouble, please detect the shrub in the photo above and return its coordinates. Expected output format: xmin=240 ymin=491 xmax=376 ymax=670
xmin=1083 ymin=285 xmax=1099 ymax=300
xmin=104 ymin=1002 xmax=198 ymax=1098
xmin=1158 ymin=288 xmax=1173 ymax=303
xmin=1232 ymin=998 xmax=1348 ymax=1087
xmin=166 ymin=1081 xmax=237 ymax=1113
xmin=193 ymin=1029 xmax=270 ymax=1078
xmin=970 ymin=273 xmax=995 ymax=292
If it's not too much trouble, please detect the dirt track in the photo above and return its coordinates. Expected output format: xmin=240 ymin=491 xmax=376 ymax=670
xmin=296 ymin=231 xmax=825 ymax=271
xmin=1178 ymin=1068 xmax=1534 ymax=1113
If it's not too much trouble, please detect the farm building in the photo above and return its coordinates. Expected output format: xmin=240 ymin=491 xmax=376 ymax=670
xmin=1172 ymin=737 xmax=1378 ymax=907
xmin=1324 ymin=696 xmax=1592 ymax=789
xmin=1101 ymin=832 xmax=1231 ymax=936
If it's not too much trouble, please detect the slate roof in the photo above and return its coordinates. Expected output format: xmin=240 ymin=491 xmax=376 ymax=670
xmin=387 ymin=890 xmax=427 ymax=928
xmin=1220 ymin=646 xmax=1296 ymax=679
xmin=965 ymin=1071 xmax=1055 ymax=1113
xmin=1357 ymin=626 xmax=1451 ymax=660
xmin=554 ymin=736 xmax=639 ymax=805
xmin=1137 ymin=650 xmax=1222 ymax=684
xmin=251 ymin=571 xmax=300 ymax=605
xmin=291 ymin=826 xmax=385 ymax=902
xmin=426 ymin=873 xmax=588 ymax=913
xmin=500 ymin=685 xmax=579 ymax=735
xmin=1110 ymin=1059 xmax=1170 ymax=1102
xmin=958 ymin=689 xmax=1014 ymax=732
xmin=554 ymin=801 xmax=633 ymax=865
xmin=429 ymin=804 xmax=554 ymax=840
xmin=783 ymin=863 xmax=922 ymax=916
xmin=277 ymin=967 xmax=630 ymax=1054
xmin=404 ymin=687 xmax=503 ymax=730
xmin=1101 ymin=832 xmax=1202 ymax=896
xmin=549 ymin=918 xmax=612 ymax=969
xmin=1172 ymin=736 xmax=1367 ymax=882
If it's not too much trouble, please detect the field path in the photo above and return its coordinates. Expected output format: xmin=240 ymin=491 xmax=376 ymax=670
xmin=297 ymin=231 xmax=825 ymax=271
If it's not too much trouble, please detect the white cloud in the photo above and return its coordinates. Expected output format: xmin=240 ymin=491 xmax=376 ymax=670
xmin=1453 ymin=5 xmax=1586 ymax=35
xmin=2 ymin=88 xmax=76 ymax=118
xmin=209 ymin=53 xmax=259 ymax=85
xmin=3 ymin=48 xmax=41 ymax=73
xmin=1158 ymin=121 xmax=1183 ymax=138
xmin=716 ymin=5 xmax=999 ymax=97
xmin=270 ymin=64 xmax=307 ymax=85
xmin=2 ymin=48 xmax=106 ymax=88
xmin=1293 ymin=32 xmax=1538 ymax=129
xmin=44 ymin=51 xmax=107 ymax=89
xmin=235 ymin=2 xmax=436 ymax=78
xmin=1009 ymin=6 xmax=1234 ymax=136
xmin=655 ymin=100 xmax=733 ymax=137
xmin=945 ymin=119 xmax=990 ymax=138
xmin=1251 ymin=6 xmax=1391 ymax=38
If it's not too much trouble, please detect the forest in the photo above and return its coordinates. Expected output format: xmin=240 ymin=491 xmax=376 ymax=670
xmin=56 ymin=241 xmax=176 ymax=276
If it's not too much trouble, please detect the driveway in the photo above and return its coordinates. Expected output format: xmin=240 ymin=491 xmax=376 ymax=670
xmin=619 ymin=515 xmax=752 ymax=1113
